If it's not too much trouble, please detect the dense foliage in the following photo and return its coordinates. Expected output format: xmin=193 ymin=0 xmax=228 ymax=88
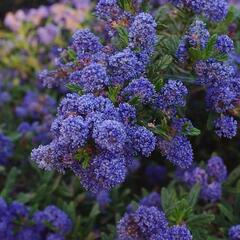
xmin=1 ymin=0 xmax=240 ymax=239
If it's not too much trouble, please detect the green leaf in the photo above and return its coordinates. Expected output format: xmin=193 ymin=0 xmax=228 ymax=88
xmin=66 ymin=83 xmax=83 ymax=95
xmin=214 ymin=53 xmax=228 ymax=62
xmin=225 ymin=164 xmax=240 ymax=186
xmin=75 ymin=149 xmax=91 ymax=169
xmin=187 ymin=184 xmax=200 ymax=208
xmin=157 ymin=55 xmax=173 ymax=70
xmin=218 ymin=203 xmax=235 ymax=223
xmin=16 ymin=193 xmax=35 ymax=204
xmin=205 ymin=34 xmax=218 ymax=58
xmin=224 ymin=6 xmax=236 ymax=24
xmin=161 ymin=187 xmax=177 ymax=214
xmin=154 ymin=78 xmax=164 ymax=92
xmin=64 ymin=201 xmax=76 ymax=221
xmin=168 ymin=199 xmax=193 ymax=224
xmin=189 ymin=47 xmax=202 ymax=61
xmin=188 ymin=213 xmax=215 ymax=239
xmin=207 ymin=237 xmax=226 ymax=240
xmin=149 ymin=125 xmax=169 ymax=138
xmin=1 ymin=167 xmax=20 ymax=198
xmin=187 ymin=213 xmax=215 ymax=228
xmin=8 ymin=132 xmax=22 ymax=141
xmin=67 ymin=48 xmax=77 ymax=61
xmin=158 ymin=35 xmax=180 ymax=55
xmin=90 ymin=203 xmax=100 ymax=218
xmin=128 ymin=96 xmax=141 ymax=106
xmin=186 ymin=127 xmax=201 ymax=136
xmin=118 ymin=0 xmax=132 ymax=12
xmin=116 ymin=26 xmax=129 ymax=49
xmin=107 ymin=86 xmax=121 ymax=104
xmin=141 ymin=0 xmax=150 ymax=12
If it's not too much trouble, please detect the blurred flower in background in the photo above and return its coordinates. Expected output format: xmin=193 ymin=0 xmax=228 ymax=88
xmin=230 ymin=0 xmax=240 ymax=8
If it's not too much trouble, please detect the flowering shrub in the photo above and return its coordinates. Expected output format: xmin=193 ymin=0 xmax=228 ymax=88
xmin=0 ymin=0 xmax=240 ymax=239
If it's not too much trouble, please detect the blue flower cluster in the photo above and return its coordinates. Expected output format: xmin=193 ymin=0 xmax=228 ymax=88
xmin=229 ymin=225 xmax=240 ymax=240
xmin=32 ymin=0 xmax=199 ymax=196
xmin=95 ymin=0 xmax=158 ymax=43
xmin=126 ymin=191 xmax=161 ymax=213
xmin=31 ymin=0 xmax=166 ymax=194
xmin=179 ymin=156 xmax=227 ymax=202
xmin=140 ymin=192 xmax=162 ymax=208
xmin=0 ymin=197 xmax=72 ymax=240
xmin=40 ymin=0 xmax=156 ymax=89
xmin=195 ymin=59 xmax=239 ymax=138
xmin=176 ymin=20 xmax=210 ymax=63
xmin=154 ymin=78 xmax=194 ymax=170
xmin=16 ymin=91 xmax=56 ymax=144
xmin=177 ymin=20 xmax=239 ymax=138
xmin=156 ymin=80 xmax=188 ymax=113
xmin=31 ymin=92 xmax=156 ymax=194
xmin=177 ymin=21 xmax=234 ymax=62
xmin=122 ymin=77 xmax=156 ymax=104
xmin=160 ymin=135 xmax=194 ymax=169
xmin=214 ymin=115 xmax=238 ymax=139
xmin=216 ymin=35 xmax=234 ymax=54
xmin=117 ymin=205 xmax=192 ymax=239
xmin=0 ymin=133 xmax=13 ymax=165
xmin=157 ymin=118 xmax=195 ymax=169
xmin=169 ymin=0 xmax=228 ymax=22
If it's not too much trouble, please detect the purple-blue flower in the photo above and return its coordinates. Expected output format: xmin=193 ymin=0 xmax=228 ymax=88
xmin=168 ymin=225 xmax=193 ymax=240
xmin=96 ymin=0 xmax=123 ymax=21
xmin=140 ymin=192 xmax=161 ymax=208
xmin=229 ymin=225 xmax=240 ymax=240
xmin=96 ymin=191 xmax=111 ymax=210
xmin=216 ymin=35 xmax=234 ymax=54
xmin=186 ymin=20 xmax=210 ymax=49
xmin=201 ymin=181 xmax=222 ymax=202
xmin=163 ymin=136 xmax=193 ymax=169
xmin=33 ymin=205 xmax=72 ymax=235
xmin=202 ymin=0 xmax=228 ymax=22
xmin=70 ymin=63 xmax=109 ymax=93
xmin=122 ymin=77 xmax=156 ymax=104
xmin=214 ymin=115 xmax=238 ymax=139
xmin=156 ymin=80 xmax=188 ymax=111
xmin=118 ymin=103 xmax=136 ymax=124
xmin=206 ymin=86 xmax=236 ymax=113
xmin=93 ymin=120 xmax=127 ymax=153
xmin=76 ymin=151 xmax=127 ymax=194
xmin=183 ymin=167 xmax=208 ymax=187
xmin=108 ymin=49 xmax=143 ymax=86
xmin=59 ymin=116 xmax=89 ymax=150
xmin=128 ymin=13 xmax=157 ymax=58
xmin=130 ymin=126 xmax=156 ymax=157
xmin=117 ymin=206 xmax=168 ymax=239
xmin=15 ymin=91 xmax=56 ymax=119
xmin=71 ymin=29 xmax=102 ymax=58
xmin=170 ymin=0 xmax=228 ymax=22
xmin=206 ymin=156 xmax=227 ymax=183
